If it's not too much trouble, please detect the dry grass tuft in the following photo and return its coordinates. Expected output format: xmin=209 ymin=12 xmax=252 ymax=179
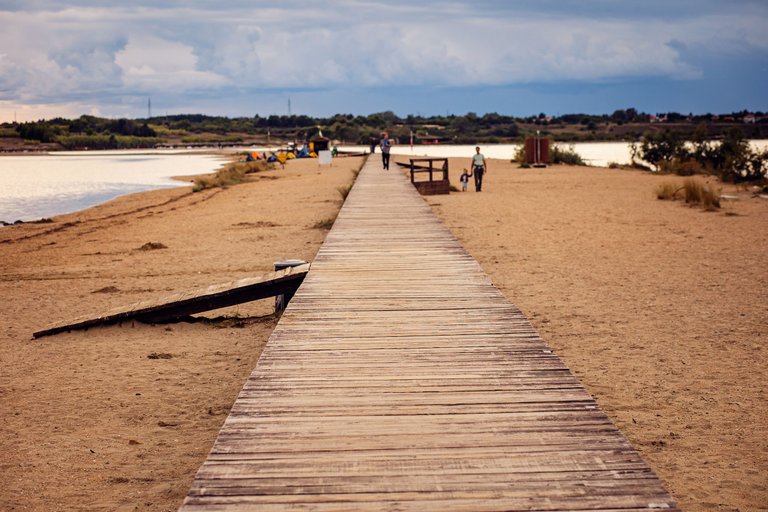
xmin=312 ymin=218 xmax=335 ymax=230
xmin=656 ymin=182 xmax=683 ymax=200
xmin=683 ymin=178 xmax=721 ymax=210
xmin=193 ymin=160 xmax=269 ymax=192
xmin=656 ymin=179 xmax=721 ymax=210
xmin=337 ymin=184 xmax=353 ymax=200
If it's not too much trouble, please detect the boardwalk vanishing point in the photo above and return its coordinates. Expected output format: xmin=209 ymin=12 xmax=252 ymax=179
xmin=180 ymin=156 xmax=678 ymax=511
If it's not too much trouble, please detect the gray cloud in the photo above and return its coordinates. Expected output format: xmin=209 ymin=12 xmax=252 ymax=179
xmin=0 ymin=1 xmax=765 ymax=119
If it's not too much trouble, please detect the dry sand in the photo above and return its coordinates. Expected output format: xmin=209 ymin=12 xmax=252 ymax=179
xmin=0 ymin=155 xmax=363 ymax=511
xmin=424 ymin=158 xmax=768 ymax=512
xmin=1 ymin=152 xmax=766 ymax=511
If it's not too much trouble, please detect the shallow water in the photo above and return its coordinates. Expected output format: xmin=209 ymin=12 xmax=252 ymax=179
xmin=0 ymin=151 xmax=225 ymax=222
xmin=342 ymin=140 xmax=768 ymax=168
xmin=3 ymin=140 xmax=766 ymax=223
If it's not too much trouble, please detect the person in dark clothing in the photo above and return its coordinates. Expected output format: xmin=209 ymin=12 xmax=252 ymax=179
xmin=380 ymin=134 xmax=391 ymax=170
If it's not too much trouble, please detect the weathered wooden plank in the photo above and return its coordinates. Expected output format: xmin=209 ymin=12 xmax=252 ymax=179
xmin=180 ymin=157 xmax=678 ymax=511
xmin=33 ymin=264 xmax=310 ymax=338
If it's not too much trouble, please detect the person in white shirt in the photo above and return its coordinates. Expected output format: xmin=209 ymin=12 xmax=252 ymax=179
xmin=471 ymin=146 xmax=487 ymax=191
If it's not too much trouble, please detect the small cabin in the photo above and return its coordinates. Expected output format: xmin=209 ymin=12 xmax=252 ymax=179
xmin=310 ymin=135 xmax=330 ymax=152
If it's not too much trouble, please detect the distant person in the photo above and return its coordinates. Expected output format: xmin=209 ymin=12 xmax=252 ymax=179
xmin=471 ymin=146 xmax=487 ymax=191
xmin=380 ymin=134 xmax=392 ymax=170
xmin=369 ymin=138 xmax=377 ymax=154
xmin=460 ymin=168 xmax=471 ymax=192
xmin=276 ymin=151 xmax=287 ymax=169
xmin=332 ymin=144 xmax=338 ymax=157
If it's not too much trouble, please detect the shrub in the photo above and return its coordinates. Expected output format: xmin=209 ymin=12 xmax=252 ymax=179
xmin=659 ymin=158 xmax=706 ymax=176
xmin=639 ymin=129 xmax=686 ymax=170
xmin=57 ymin=134 xmax=161 ymax=150
xmin=678 ymin=159 xmax=707 ymax=176
xmin=638 ymin=126 xmax=767 ymax=182
xmin=512 ymin=145 xmax=525 ymax=163
xmin=551 ymin=144 xmax=586 ymax=165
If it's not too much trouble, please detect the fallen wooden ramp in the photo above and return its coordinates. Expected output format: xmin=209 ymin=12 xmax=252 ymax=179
xmin=181 ymin=159 xmax=677 ymax=511
xmin=33 ymin=264 xmax=310 ymax=338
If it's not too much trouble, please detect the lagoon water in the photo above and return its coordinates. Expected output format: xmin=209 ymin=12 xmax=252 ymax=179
xmin=343 ymin=140 xmax=768 ymax=168
xmin=341 ymin=141 xmax=639 ymax=166
xmin=0 ymin=151 xmax=225 ymax=222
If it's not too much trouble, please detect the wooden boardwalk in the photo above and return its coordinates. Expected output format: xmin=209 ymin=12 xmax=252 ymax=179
xmin=181 ymin=158 xmax=677 ymax=511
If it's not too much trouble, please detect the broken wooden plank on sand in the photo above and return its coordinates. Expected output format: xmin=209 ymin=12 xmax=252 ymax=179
xmin=32 ymin=263 xmax=310 ymax=339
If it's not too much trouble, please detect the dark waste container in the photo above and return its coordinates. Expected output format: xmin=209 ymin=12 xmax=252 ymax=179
xmin=524 ymin=137 xmax=550 ymax=165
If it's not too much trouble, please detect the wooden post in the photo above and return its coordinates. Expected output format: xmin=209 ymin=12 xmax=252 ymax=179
xmin=274 ymin=259 xmax=307 ymax=312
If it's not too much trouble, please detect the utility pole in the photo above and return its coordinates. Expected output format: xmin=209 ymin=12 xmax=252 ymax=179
xmin=147 ymin=97 xmax=152 ymax=119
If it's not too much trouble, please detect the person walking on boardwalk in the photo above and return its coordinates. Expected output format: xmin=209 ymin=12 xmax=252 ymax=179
xmin=471 ymin=146 xmax=487 ymax=191
xmin=380 ymin=133 xmax=392 ymax=170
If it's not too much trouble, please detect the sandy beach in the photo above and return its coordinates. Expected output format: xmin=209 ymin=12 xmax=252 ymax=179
xmin=0 ymin=155 xmax=363 ymax=511
xmin=426 ymin=158 xmax=768 ymax=512
xmin=1 ymin=152 xmax=766 ymax=511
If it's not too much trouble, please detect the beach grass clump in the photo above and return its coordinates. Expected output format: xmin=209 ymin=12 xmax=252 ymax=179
xmin=656 ymin=182 xmax=683 ymax=201
xmin=701 ymin=188 xmax=721 ymax=210
xmin=337 ymin=184 xmax=353 ymax=200
xmin=655 ymin=179 xmax=720 ymax=210
xmin=683 ymin=179 xmax=703 ymax=204
xmin=193 ymin=168 xmax=243 ymax=191
xmin=232 ymin=160 xmax=269 ymax=175
xmin=683 ymin=178 xmax=721 ymax=210
xmin=192 ymin=162 xmax=253 ymax=192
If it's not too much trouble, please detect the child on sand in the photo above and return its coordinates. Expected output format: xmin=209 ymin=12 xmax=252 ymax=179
xmin=460 ymin=169 xmax=471 ymax=191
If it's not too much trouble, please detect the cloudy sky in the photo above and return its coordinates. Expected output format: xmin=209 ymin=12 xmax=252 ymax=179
xmin=1 ymin=1 xmax=766 ymax=121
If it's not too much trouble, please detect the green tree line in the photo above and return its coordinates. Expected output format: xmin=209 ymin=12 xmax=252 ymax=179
xmin=3 ymin=109 xmax=767 ymax=149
